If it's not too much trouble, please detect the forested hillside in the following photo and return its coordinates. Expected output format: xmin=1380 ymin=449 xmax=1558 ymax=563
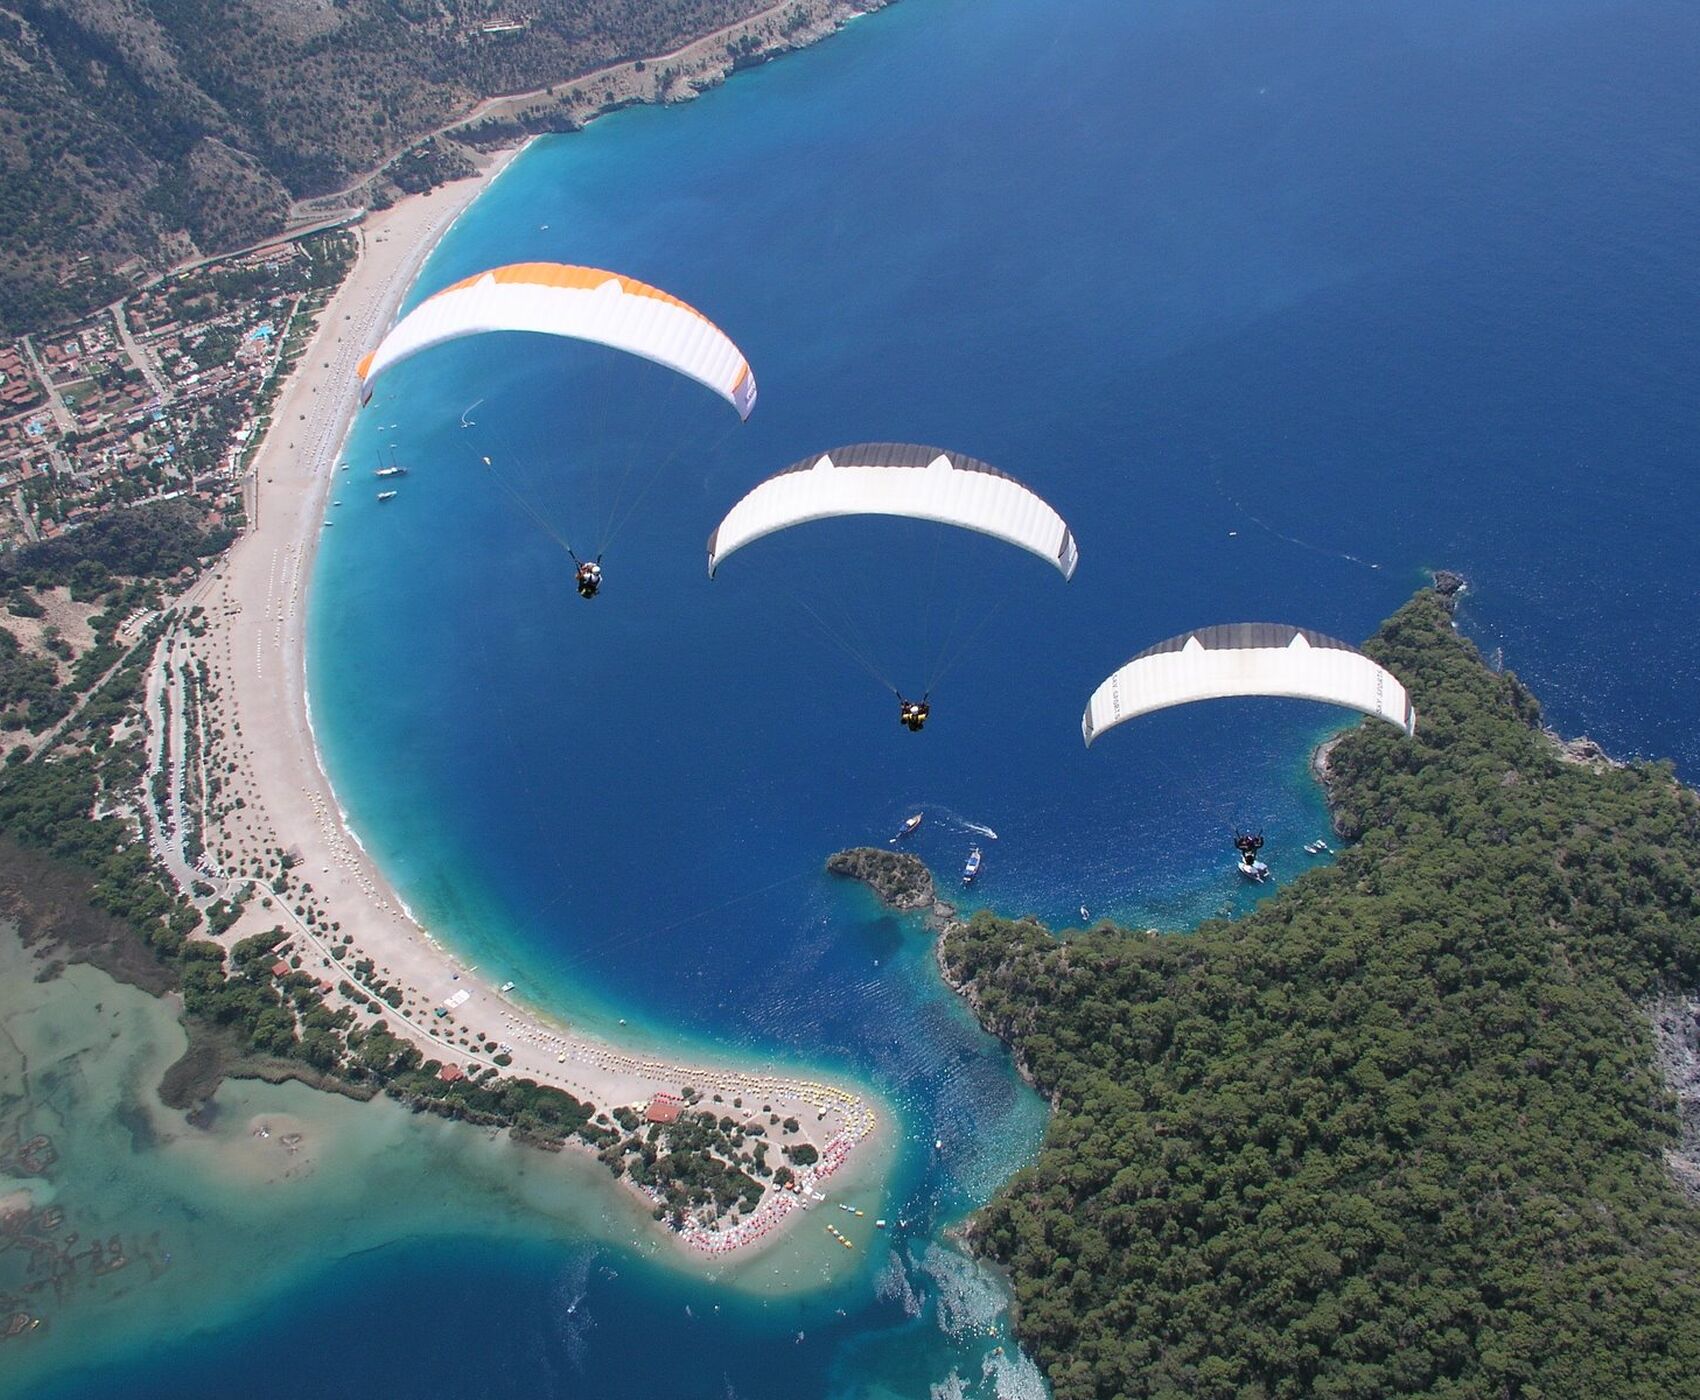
xmin=0 ymin=0 xmax=792 ymax=330
xmin=942 ymin=587 xmax=1700 ymax=1398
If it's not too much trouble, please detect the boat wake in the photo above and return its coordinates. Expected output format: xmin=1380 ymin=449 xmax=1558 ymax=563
xmin=960 ymin=821 xmax=999 ymax=840
xmin=1212 ymin=464 xmax=1382 ymax=573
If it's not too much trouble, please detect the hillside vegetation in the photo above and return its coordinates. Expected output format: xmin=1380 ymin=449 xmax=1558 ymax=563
xmin=942 ymin=588 xmax=1700 ymax=1399
xmin=0 ymin=0 xmax=787 ymax=330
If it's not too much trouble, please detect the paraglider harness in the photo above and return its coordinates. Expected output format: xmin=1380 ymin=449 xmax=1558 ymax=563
xmin=572 ymin=553 xmax=603 ymax=600
xmin=898 ymin=695 xmax=931 ymax=732
xmin=1233 ymin=831 xmax=1265 ymax=870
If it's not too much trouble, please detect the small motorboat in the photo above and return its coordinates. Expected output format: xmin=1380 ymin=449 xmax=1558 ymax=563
xmin=889 ymin=813 xmax=923 ymax=843
xmin=1304 ymin=839 xmax=1331 ymax=855
xmin=962 ymin=845 xmax=983 ymax=885
xmin=1237 ymin=858 xmax=1271 ymax=883
xmin=377 ymin=490 xmax=397 ymax=502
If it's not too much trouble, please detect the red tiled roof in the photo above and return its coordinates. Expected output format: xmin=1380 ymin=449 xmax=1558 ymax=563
xmin=645 ymin=1092 xmax=684 ymax=1125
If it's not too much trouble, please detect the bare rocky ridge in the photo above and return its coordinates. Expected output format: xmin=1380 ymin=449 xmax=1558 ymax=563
xmin=1651 ymin=995 xmax=1700 ymax=1205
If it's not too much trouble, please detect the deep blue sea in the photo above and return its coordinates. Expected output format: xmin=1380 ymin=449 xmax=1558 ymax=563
xmin=48 ymin=0 xmax=1700 ymax=1395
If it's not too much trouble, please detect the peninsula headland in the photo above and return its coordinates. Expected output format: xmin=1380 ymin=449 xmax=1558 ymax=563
xmin=836 ymin=582 xmax=1700 ymax=1399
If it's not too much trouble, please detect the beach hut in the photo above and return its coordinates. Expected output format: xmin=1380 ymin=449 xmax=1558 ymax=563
xmin=645 ymin=1093 xmax=685 ymax=1125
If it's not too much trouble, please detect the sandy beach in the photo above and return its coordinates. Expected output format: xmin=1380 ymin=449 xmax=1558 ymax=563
xmin=159 ymin=150 xmax=881 ymax=1259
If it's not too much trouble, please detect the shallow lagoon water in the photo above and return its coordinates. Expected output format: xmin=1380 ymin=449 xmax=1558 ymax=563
xmin=15 ymin=0 xmax=1700 ymax=1394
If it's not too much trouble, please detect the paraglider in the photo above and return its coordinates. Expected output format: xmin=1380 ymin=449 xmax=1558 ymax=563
xmin=357 ymin=262 xmax=758 ymax=420
xmin=708 ymin=445 xmax=1078 ymax=724
xmin=898 ymin=697 xmax=931 ymax=732
xmin=1081 ymin=623 xmax=1414 ymax=746
xmin=707 ymin=444 xmax=1078 ymax=580
xmin=1233 ymin=832 xmax=1269 ymax=883
xmin=358 ymin=263 xmax=759 ymax=591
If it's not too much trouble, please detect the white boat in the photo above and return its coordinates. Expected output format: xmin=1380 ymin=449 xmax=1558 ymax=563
xmin=962 ymin=845 xmax=983 ymax=885
xmin=1237 ymin=859 xmax=1271 ymax=883
xmin=1304 ymin=839 xmax=1331 ymax=855
xmin=889 ymin=812 xmax=923 ymax=843
xmin=377 ymin=490 xmax=397 ymax=502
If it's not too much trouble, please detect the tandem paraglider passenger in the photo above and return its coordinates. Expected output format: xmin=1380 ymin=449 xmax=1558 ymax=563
xmin=575 ymin=560 xmax=603 ymax=599
xmin=899 ymin=697 xmax=931 ymax=732
xmin=1233 ymin=831 xmax=1269 ymax=883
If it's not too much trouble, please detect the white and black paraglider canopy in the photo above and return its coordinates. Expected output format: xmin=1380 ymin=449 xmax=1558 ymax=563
xmin=706 ymin=444 xmax=1079 ymax=580
xmin=1082 ymin=623 xmax=1415 ymax=746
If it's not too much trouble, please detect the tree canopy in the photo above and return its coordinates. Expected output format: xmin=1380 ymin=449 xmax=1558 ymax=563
xmin=942 ymin=587 xmax=1700 ymax=1399
xmin=0 ymin=499 xmax=227 ymax=587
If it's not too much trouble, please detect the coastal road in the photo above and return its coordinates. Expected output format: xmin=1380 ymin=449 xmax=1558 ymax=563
xmin=19 ymin=336 xmax=74 ymax=434
xmin=24 ymin=616 xmax=157 ymax=761
xmin=142 ymin=635 xmax=204 ymax=896
xmin=272 ymin=0 xmax=830 ymax=231
xmin=111 ymin=301 xmax=170 ymax=402
xmin=132 ymin=567 xmax=240 ymax=900
xmin=11 ymin=488 xmax=38 ymax=543
xmin=148 ymin=631 xmax=217 ymax=897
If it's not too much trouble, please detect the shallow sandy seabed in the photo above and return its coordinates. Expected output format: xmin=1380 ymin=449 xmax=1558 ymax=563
xmin=0 ymin=919 xmax=898 ymax=1393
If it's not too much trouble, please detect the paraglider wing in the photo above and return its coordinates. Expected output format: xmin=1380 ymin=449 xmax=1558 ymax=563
xmin=706 ymin=444 xmax=1079 ymax=578
xmin=355 ymin=263 xmax=757 ymax=420
xmin=1081 ymin=623 xmax=1415 ymax=745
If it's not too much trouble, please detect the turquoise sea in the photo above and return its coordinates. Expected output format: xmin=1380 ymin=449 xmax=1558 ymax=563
xmin=26 ymin=0 xmax=1700 ymax=1395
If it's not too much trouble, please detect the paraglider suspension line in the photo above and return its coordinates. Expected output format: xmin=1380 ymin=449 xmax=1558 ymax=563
xmin=924 ymin=596 xmax=1009 ymax=697
xmin=597 ymin=414 xmax=742 ymax=559
xmin=473 ymin=439 xmax=585 ymax=562
xmin=794 ymin=596 xmax=898 ymax=695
